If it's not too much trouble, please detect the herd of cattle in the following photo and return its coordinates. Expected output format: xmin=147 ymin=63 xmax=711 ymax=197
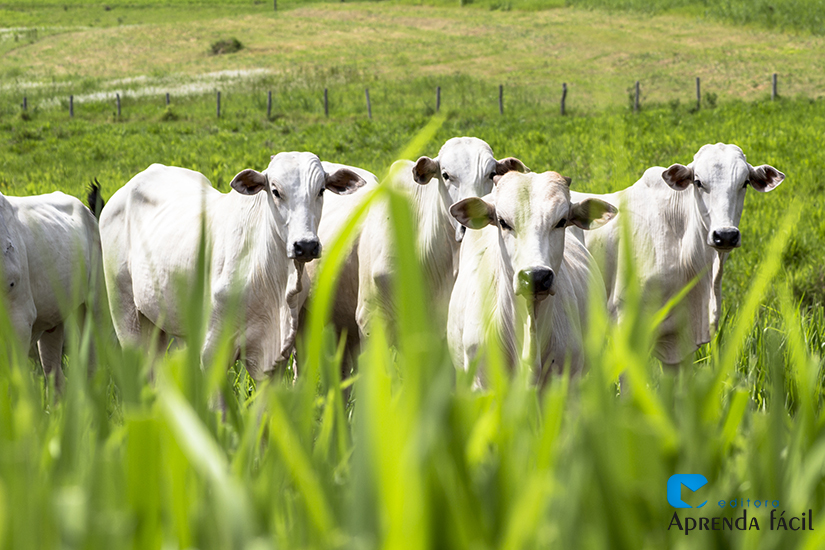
xmin=1 ymin=137 xmax=785 ymax=391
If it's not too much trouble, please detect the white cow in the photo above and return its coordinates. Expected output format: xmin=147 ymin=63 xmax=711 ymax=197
xmin=307 ymin=138 xmax=527 ymax=368
xmin=99 ymin=154 xmax=365 ymax=379
xmin=448 ymin=171 xmax=617 ymax=382
xmin=303 ymin=162 xmax=379 ymax=358
xmin=0 ymin=191 xmax=102 ymax=391
xmin=358 ymin=138 xmax=528 ymax=336
xmin=572 ymin=143 xmax=785 ymax=365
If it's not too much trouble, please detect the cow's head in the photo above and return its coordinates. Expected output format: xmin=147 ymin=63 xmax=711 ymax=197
xmin=450 ymin=171 xmax=616 ymax=302
xmin=412 ymin=137 xmax=528 ymax=242
xmin=230 ymin=152 xmax=366 ymax=262
xmin=662 ymin=143 xmax=784 ymax=252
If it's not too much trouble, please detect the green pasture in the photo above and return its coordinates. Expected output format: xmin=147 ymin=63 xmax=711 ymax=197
xmin=2 ymin=2 xmax=825 ymax=111
xmin=2 ymin=0 xmax=825 ymax=548
xmin=2 ymin=91 xmax=822 ymax=310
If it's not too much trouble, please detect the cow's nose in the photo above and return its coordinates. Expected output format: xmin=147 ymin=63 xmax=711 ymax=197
xmin=516 ymin=268 xmax=555 ymax=297
xmin=291 ymin=238 xmax=321 ymax=261
xmin=711 ymin=228 xmax=741 ymax=249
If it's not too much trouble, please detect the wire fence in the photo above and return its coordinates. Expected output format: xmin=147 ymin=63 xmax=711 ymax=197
xmin=16 ymin=73 xmax=784 ymax=120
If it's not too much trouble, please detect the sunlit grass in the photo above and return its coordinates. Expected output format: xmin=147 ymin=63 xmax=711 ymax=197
xmin=0 ymin=111 xmax=824 ymax=549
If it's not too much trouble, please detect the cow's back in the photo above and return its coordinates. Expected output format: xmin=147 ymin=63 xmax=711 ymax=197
xmin=100 ymin=164 xmax=219 ymax=333
xmin=576 ymin=168 xmax=680 ymax=310
xmin=10 ymin=192 xmax=100 ymax=331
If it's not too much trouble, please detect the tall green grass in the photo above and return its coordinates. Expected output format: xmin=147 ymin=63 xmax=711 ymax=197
xmin=1 ymin=113 xmax=824 ymax=549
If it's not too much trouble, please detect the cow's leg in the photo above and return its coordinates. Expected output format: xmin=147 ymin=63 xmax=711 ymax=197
xmin=108 ymin=270 xmax=142 ymax=348
xmin=38 ymin=323 xmax=66 ymax=394
xmin=201 ymin=316 xmax=235 ymax=376
xmin=8 ymin=295 xmax=35 ymax=356
xmin=355 ymin=284 xmax=373 ymax=341
xmin=136 ymin=313 xmax=168 ymax=386
xmin=357 ymin=269 xmax=395 ymax=341
xmin=75 ymin=304 xmax=98 ymax=378
xmin=709 ymin=253 xmax=727 ymax=335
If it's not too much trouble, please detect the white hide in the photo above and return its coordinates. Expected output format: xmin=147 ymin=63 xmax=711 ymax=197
xmin=447 ymin=171 xmax=616 ymax=383
xmin=0 ymin=191 xmax=102 ymax=391
xmin=99 ymin=155 xmax=364 ymax=380
xmin=309 ymin=137 xmax=529 ymax=365
xmin=573 ymin=143 xmax=785 ymax=365
xmin=305 ymin=161 xmax=380 ymax=348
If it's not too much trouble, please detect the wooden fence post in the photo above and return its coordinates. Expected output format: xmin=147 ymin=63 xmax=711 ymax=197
xmin=22 ymin=97 xmax=27 ymax=111
xmin=772 ymin=73 xmax=778 ymax=100
xmin=273 ymin=0 xmax=277 ymax=10
xmin=634 ymin=81 xmax=640 ymax=112
xmin=216 ymin=91 xmax=221 ymax=118
xmin=498 ymin=84 xmax=503 ymax=115
xmin=365 ymin=88 xmax=372 ymax=119
xmin=436 ymin=86 xmax=441 ymax=113
xmin=561 ymin=83 xmax=567 ymax=116
xmin=166 ymin=93 xmax=170 ymax=106
xmin=267 ymin=90 xmax=272 ymax=118
xmin=70 ymin=95 xmax=74 ymax=118
xmin=324 ymin=88 xmax=329 ymax=117
xmin=116 ymin=94 xmax=121 ymax=118
xmin=696 ymin=77 xmax=700 ymax=110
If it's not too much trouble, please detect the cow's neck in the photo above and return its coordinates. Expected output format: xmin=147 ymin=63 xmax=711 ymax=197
xmin=406 ymin=179 xmax=460 ymax=302
xmin=659 ymin=181 xmax=718 ymax=353
xmin=219 ymin=191 xmax=287 ymax=272
xmin=491 ymin=234 xmax=525 ymax=367
xmin=221 ymin=192 xmax=303 ymax=364
xmin=660 ymin=186 xmax=716 ymax=279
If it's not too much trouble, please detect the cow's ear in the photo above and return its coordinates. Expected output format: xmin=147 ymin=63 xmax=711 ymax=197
xmin=563 ymin=176 xmax=572 ymax=187
xmin=450 ymin=197 xmax=496 ymax=229
xmin=413 ymin=156 xmax=439 ymax=185
xmin=325 ymin=168 xmax=366 ymax=195
xmin=568 ymin=198 xmax=618 ymax=230
xmin=230 ymin=169 xmax=268 ymax=195
xmin=662 ymin=164 xmax=694 ymax=191
xmin=495 ymin=157 xmax=529 ymax=175
xmin=749 ymin=164 xmax=785 ymax=193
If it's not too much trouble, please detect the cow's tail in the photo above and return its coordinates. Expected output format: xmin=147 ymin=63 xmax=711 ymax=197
xmin=87 ymin=178 xmax=105 ymax=219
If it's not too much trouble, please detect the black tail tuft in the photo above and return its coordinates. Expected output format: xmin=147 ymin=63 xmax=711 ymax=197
xmin=87 ymin=178 xmax=105 ymax=219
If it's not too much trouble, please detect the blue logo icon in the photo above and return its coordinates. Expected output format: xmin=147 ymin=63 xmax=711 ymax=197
xmin=668 ymin=474 xmax=708 ymax=508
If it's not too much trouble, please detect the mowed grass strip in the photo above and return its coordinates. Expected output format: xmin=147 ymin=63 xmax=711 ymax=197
xmin=3 ymin=3 xmax=825 ymax=109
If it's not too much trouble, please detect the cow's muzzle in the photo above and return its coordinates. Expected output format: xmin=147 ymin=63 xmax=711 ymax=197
xmin=516 ymin=267 xmax=555 ymax=299
xmin=710 ymin=227 xmax=741 ymax=251
xmin=289 ymin=238 xmax=321 ymax=262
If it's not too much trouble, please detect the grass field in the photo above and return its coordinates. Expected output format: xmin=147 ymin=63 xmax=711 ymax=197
xmin=2 ymin=1 xmax=825 ymax=549
xmin=3 ymin=2 xmax=825 ymax=111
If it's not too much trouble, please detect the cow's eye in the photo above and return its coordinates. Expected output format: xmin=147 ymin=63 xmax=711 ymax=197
xmin=555 ymin=218 xmax=567 ymax=229
xmin=498 ymin=218 xmax=512 ymax=231
xmin=694 ymin=180 xmax=704 ymax=190
xmin=441 ymin=172 xmax=450 ymax=181
xmin=488 ymin=172 xmax=495 ymax=180
xmin=273 ymin=188 xmax=281 ymax=199
xmin=318 ymin=188 xmax=325 ymax=197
